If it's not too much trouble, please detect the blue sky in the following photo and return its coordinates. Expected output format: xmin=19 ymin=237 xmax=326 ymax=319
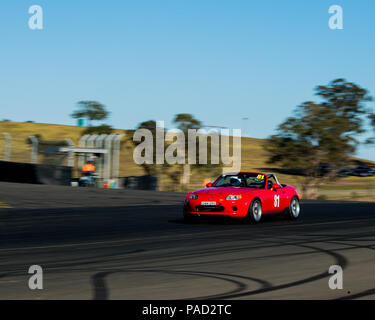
xmin=1 ymin=1 xmax=375 ymax=160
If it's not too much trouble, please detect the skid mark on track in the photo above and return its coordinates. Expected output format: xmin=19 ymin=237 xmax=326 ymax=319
xmin=90 ymin=269 xmax=270 ymax=300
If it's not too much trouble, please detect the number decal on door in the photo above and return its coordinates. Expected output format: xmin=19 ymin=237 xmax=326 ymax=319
xmin=274 ymin=195 xmax=280 ymax=208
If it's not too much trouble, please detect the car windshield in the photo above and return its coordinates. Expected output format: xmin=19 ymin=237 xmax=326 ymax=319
xmin=213 ymin=173 xmax=266 ymax=189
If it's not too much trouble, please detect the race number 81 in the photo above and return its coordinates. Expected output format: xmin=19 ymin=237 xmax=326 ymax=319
xmin=274 ymin=195 xmax=280 ymax=207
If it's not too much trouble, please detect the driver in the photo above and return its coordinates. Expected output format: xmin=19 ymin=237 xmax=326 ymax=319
xmin=229 ymin=176 xmax=242 ymax=187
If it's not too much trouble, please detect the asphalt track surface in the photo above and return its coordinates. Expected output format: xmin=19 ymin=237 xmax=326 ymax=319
xmin=1 ymin=182 xmax=375 ymax=300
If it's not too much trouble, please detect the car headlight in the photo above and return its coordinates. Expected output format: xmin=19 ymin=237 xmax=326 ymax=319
xmin=189 ymin=194 xmax=198 ymax=200
xmin=225 ymin=195 xmax=242 ymax=200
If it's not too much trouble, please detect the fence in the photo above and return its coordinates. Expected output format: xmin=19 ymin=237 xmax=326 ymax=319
xmin=0 ymin=133 xmax=126 ymax=188
xmin=0 ymin=134 xmax=33 ymax=164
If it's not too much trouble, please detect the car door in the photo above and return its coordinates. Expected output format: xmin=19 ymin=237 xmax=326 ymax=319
xmin=278 ymin=187 xmax=290 ymax=210
xmin=264 ymin=176 xmax=283 ymax=213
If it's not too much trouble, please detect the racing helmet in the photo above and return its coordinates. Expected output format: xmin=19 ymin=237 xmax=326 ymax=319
xmin=229 ymin=176 xmax=241 ymax=187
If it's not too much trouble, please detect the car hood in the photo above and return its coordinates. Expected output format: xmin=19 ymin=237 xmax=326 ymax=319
xmin=192 ymin=186 xmax=259 ymax=196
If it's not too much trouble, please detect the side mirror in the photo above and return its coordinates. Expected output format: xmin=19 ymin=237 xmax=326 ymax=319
xmin=272 ymin=184 xmax=281 ymax=190
xmin=206 ymin=182 xmax=213 ymax=188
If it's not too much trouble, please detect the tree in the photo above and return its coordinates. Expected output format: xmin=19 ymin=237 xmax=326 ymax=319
xmin=71 ymin=101 xmax=113 ymax=136
xmin=173 ymin=113 xmax=202 ymax=132
xmin=265 ymin=79 xmax=373 ymax=198
xmin=82 ymin=124 xmax=113 ymax=135
xmin=132 ymin=115 xmax=222 ymax=190
xmin=369 ymin=114 xmax=375 ymax=144
xmin=71 ymin=101 xmax=109 ymax=127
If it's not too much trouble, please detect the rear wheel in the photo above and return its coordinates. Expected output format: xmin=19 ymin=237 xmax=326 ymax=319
xmin=247 ymin=199 xmax=262 ymax=223
xmin=285 ymin=196 xmax=300 ymax=220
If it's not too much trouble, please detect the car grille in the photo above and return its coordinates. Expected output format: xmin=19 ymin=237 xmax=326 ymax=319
xmin=196 ymin=205 xmax=224 ymax=212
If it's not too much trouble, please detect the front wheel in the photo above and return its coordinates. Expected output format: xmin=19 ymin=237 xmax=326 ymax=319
xmin=247 ymin=199 xmax=262 ymax=223
xmin=285 ymin=196 xmax=300 ymax=220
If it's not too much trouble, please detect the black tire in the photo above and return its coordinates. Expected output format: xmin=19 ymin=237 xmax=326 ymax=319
xmin=247 ymin=198 xmax=262 ymax=223
xmin=285 ymin=196 xmax=300 ymax=220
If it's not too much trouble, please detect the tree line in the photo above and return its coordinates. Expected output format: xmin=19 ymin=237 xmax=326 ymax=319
xmin=265 ymin=78 xmax=375 ymax=198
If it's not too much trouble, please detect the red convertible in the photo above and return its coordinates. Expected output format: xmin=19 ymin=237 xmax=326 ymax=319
xmin=184 ymin=172 xmax=300 ymax=223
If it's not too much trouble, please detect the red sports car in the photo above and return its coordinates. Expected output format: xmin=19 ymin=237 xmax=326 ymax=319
xmin=184 ymin=172 xmax=300 ymax=223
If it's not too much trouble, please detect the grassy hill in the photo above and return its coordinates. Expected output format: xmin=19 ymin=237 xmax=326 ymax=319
xmin=1 ymin=121 xmax=375 ymax=200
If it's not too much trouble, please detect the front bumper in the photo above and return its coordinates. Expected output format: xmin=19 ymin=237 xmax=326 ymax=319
xmin=184 ymin=200 xmax=249 ymax=217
